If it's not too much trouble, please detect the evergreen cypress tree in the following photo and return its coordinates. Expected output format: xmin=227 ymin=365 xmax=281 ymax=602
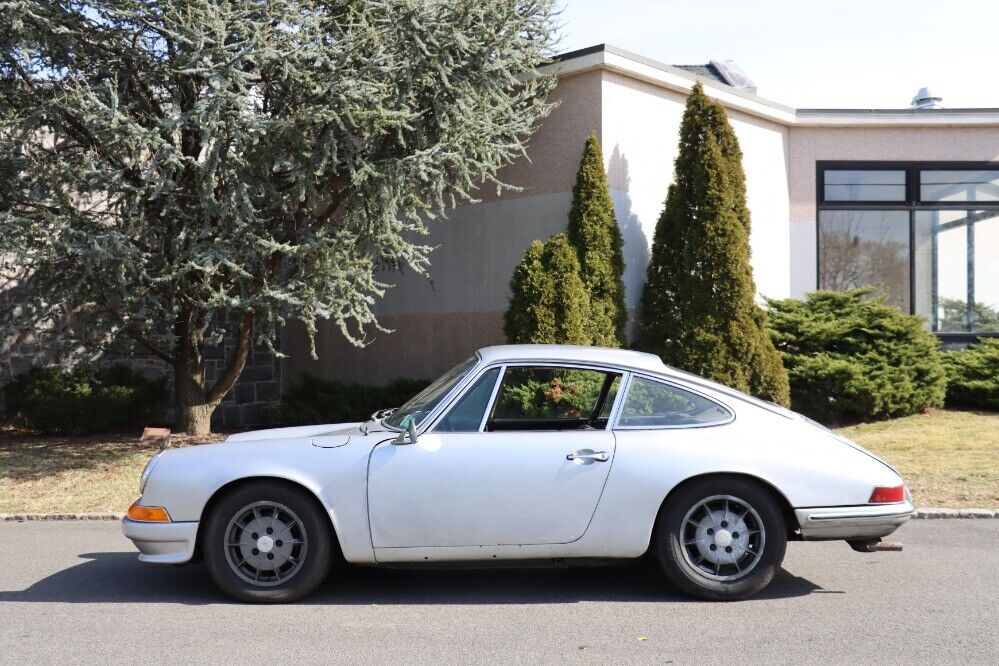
xmin=567 ymin=133 xmax=628 ymax=347
xmin=504 ymin=234 xmax=591 ymax=345
xmin=638 ymin=83 xmax=790 ymax=405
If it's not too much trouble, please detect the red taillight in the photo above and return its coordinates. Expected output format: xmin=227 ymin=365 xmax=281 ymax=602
xmin=869 ymin=485 xmax=905 ymax=503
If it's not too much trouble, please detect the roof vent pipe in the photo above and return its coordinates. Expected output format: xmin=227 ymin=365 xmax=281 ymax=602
xmin=911 ymin=87 xmax=943 ymax=109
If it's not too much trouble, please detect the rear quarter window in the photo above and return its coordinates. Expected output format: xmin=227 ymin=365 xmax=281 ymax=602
xmin=617 ymin=377 xmax=732 ymax=428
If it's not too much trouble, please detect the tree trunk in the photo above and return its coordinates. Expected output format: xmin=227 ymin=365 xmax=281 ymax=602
xmin=173 ymin=308 xmax=256 ymax=436
xmin=175 ymin=396 xmax=214 ymax=436
xmin=174 ymin=307 xmax=214 ymax=436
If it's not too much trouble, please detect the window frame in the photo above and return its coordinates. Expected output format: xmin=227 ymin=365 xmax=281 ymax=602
xmin=816 ymin=161 xmax=999 ymax=342
xmin=425 ymin=361 xmax=630 ymax=434
xmin=611 ymin=373 xmax=735 ymax=431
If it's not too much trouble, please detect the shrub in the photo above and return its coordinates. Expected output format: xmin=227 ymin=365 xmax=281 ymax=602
xmin=494 ymin=368 xmax=605 ymax=419
xmin=941 ymin=338 xmax=999 ymax=410
xmin=766 ymin=289 xmax=947 ymax=424
xmin=567 ymin=133 xmax=627 ymax=346
xmin=504 ymin=233 xmax=592 ymax=345
xmin=637 ymin=83 xmax=789 ymax=406
xmin=275 ymin=374 xmax=430 ymax=426
xmin=2 ymin=365 xmax=168 ymax=434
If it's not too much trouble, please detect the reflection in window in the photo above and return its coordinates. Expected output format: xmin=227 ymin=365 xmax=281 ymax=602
xmin=818 ymin=210 xmax=911 ymax=312
xmin=490 ymin=366 xmax=620 ymax=429
xmin=824 ymin=170 xmax=906 ymax=201
xmin=915 ymin=210 xmax=999 ymax=333
xmin=921 ymin=170 xmax=999 ymax=203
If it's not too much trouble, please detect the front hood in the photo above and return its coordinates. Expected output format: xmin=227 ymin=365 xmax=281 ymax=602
xmin=224 ymin=422 xmax=370 ymax=443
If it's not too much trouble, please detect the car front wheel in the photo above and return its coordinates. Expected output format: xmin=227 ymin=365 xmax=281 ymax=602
xmin=204 ymin=481 xmax=333 ymax=603
xmin=655 ymin=477 xmax=787 ymax=601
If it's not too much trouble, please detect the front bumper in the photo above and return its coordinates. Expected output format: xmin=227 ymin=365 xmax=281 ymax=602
xmin=795 ymin=501 xmax=914 ymax=541
xmin=122 ymin=518 xmax=199 ymax=564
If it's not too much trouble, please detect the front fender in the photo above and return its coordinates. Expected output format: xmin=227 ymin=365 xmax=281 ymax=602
xmin=139 ymin=438 xmax=377 ymax=563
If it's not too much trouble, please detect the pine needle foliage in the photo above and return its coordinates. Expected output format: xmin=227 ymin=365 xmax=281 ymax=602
xmin=0 ymin=0 xmax=558 ymax=433
xmin=567 ymin=133 xmax=627 ymax=346
xmin=766 ymin=289 xmax=947 ymax=424
xmin=638 ymin=83 xmax=789 ymax=405
xmin=504 ymin=234 xmax=591 ymax=345
xmin=941 ymin=338 xmax=999 ymax=410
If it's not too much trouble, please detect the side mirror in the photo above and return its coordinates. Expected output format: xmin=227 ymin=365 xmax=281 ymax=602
xmin=394 ymin=417 xmax=419 ymax=445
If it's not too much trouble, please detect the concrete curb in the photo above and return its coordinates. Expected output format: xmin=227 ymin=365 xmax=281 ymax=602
xmin=1 ymin=513 xmax=125 ymax=522
xmin=912 ymin=508 xmax=999 ymax=519
xmin=1 ymin=509 xmax=997 ymax=522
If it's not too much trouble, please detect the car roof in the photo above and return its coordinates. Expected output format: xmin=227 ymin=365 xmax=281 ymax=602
xmin=475 ymin=344 xmax=798 ymax=421
xmin=476 ymin=344 xmax=669 ymax=374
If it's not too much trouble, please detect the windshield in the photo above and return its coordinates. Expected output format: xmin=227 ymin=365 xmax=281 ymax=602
xmin=384 ymin=356 xmax=478 ymax=429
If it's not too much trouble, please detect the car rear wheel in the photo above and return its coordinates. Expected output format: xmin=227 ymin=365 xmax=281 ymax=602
xmin=204 ymin=481 xmax=333 ymax=603
xmin=655 ymin=477 xmax=786 ymax=601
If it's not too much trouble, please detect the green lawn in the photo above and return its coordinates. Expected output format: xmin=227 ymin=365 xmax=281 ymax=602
xmin=1 ymin=409 xmax=996 ymax=514
xmin=836 ymin=409 xmax=998 ymax=509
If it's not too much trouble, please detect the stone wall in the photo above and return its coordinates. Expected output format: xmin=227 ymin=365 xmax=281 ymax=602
xmin=205 ymin=313 xmax=282 ymax=430
xmin=1 ymin=300 xmax=281 ymax=431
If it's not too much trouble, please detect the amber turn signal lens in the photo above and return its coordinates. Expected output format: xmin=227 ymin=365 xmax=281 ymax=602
xmin=127 ymin=501 xmax=171 ymax=522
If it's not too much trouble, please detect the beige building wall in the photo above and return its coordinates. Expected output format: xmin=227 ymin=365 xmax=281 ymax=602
xmin=600 ymin=71 xmax=791 ymax=321
xmin=284 ymin=50 xmax=999 ymax=389
xmin=787 ymin=126 xmax=999 ymax=298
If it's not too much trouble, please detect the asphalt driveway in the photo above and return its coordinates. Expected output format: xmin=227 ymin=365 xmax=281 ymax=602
xmin=1 ymin=520 xmax=996 ymax=664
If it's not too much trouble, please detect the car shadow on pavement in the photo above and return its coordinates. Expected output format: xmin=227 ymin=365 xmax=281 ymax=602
xmin=0 ymin=552 xmax=833 ymax=605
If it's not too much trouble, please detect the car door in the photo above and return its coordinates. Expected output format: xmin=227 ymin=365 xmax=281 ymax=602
xmin=367 ymin=364 xmax=623 ymax=548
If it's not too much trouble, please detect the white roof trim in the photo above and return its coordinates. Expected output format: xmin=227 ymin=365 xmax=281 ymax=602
xmin=540 ymin=45 xmax=999 ymax=128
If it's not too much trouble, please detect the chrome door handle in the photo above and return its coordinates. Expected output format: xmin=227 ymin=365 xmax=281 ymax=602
xmin=566 ymin=450 xmax=609 ymax=463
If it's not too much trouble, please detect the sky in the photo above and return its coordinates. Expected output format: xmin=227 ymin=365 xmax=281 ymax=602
xmin=558 ymin=0 xmax=998 ymax=109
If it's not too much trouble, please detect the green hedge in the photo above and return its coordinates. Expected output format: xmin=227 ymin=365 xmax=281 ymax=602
xmin=942 ymin=338 xmax=999 ymax=410
xmin=275 ymin=374 xmax=430 ymax=425
xmin=3 ymin=365 xmax=168 ymax=434
xmin=767 ymin=289 xmax=947 ymax=424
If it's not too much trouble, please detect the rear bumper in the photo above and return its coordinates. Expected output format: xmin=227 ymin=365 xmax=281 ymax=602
xmin=122 ymin=518 xmax=199 ymax=564
xmin=795 ymin=501 xmax=914 ymax=540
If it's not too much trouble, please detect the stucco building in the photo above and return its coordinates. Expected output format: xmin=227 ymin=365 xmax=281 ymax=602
xmin=287 ymin=44 xmax=999 ymax=387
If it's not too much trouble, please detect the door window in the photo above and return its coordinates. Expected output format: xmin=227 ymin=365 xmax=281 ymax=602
xmin=617 ymin=377 xmax=732 ymax=428
xmin=433 ymin=368 xmax=501 ymax=432
xmin=487 ymin=366 xmax=621 ymax=431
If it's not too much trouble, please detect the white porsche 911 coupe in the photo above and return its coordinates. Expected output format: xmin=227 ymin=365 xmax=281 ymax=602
xmin=124 ymin=345 xmax=913 ymax=603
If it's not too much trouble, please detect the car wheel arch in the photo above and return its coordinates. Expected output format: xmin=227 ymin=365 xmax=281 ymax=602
xmin=648 ymin=472 xmax=800 ymax=552
xmin=193 ymin=476 xmax=341 ymax=563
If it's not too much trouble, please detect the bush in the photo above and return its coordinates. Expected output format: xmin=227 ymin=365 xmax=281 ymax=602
xmin=942 ymin=338 xmax=999 ymax=410
xmin=275 ymin=374 xmax=430 ymax=426
xmin=2 ymin=365 xmax=168 ymax=434
xmin=504 ymin=233 xmax=592 ymax=345
xmin=766 ymin=289 xmax=947 ymax=424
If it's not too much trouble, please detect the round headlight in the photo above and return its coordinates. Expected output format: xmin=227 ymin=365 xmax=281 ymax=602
xmin=139 ymin=451 xmax=164 ymax=495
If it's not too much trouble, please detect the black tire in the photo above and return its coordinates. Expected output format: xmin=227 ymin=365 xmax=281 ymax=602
xmin=655 ymin=477 xmax=786 ymax=601
xmin=203 ymin=480 xmax=333 ymax=603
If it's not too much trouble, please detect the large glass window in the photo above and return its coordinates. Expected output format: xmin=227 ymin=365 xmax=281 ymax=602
xmin=921 ymin=170 xmax=999 ymax=203
xmin=915 ymin=210 xmax=999 ymax=333
xmin=824 ymin=170 xmax=906 ymax=202
xmin=818 ymin=210 xmax=910 ymax=312
xmin=818 ymin=164 xmax=999 ymax=336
